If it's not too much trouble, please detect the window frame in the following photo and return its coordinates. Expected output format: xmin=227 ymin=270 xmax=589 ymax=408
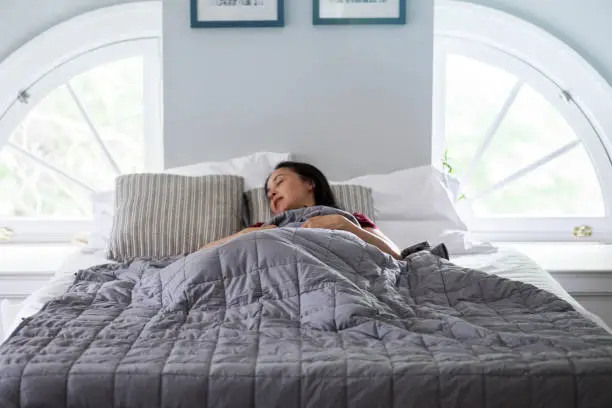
xmin=0 ymin=2 xmax=162 ymax=244
xmin=434 ymin=0 xmax=612 ymax=243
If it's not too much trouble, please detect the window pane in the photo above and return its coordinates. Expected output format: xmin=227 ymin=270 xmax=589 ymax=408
xmin=0 ymin=148 xmax=91 ymax=218
xmin=69 ymin=56 xmax=145 ymax=174
xmin=473 ymin=145 xmax=605 ymax=217
xmin=9 ymin=85 xmax=118 ymax=191
xmin=0 ymin=56 xmax=146 ymax=220
xmin=444 ymin=54 xmax=518 ymax=173
xmin=443 ymin=52 xmax=607 ymax=220
xmin=468 ymin=84 xmax=578 ymax=195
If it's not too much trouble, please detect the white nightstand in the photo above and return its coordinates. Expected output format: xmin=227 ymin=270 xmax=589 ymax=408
xmin=0 ymin=243 xmax=79 ymax=304
xmin=497 ymin=242 xmax=612 ymax=328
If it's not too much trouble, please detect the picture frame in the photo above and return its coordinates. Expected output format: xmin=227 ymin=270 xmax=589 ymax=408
xmin=313 ymin=0 xmax=406 ymax=26
xmin=191 ymin=0 xmax=285 ymax=28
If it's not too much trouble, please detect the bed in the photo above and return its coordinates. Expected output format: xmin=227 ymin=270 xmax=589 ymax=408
xmin=1 ymin=158 xmax=612 ymax=407
xmin=2 ymin=222 xmax=612 ymax=407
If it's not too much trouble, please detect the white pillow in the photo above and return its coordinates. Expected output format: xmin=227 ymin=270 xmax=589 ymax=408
xmin=339 ymin=165 xmax=466 ymax=227
xmin=338 ymin=165 xmax=493 ymax=255
xmin=85 ymin=151 xmax=292 ymax=251
xmin=167 ymin=151 xmax=292 ymax=190
xmin=87 ymin=190 xmax=115 ymax=250
xmin=376 ymin=220 xmax=494 ymax=256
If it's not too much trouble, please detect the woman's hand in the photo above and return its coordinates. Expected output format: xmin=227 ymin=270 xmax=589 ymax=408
xmin=199 ymin=225 xmax=276 ymax=250
xmin=301 ymin=215 xmax=358 ymax=232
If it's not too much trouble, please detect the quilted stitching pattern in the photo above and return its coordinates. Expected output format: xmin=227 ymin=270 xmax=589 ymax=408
xmin=1 ymin=229 xmax=612 ymax=408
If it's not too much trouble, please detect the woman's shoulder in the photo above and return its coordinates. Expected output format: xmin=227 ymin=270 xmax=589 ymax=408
xmin=351 ymin=212 xmax=377 ymax=229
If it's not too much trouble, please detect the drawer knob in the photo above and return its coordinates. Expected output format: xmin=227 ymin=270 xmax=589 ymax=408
xmin=0 ymin=227 xmax=13 ymax=241
xmin=572 ymin=225 xmax=593 ymax=238
xmin=0 ymin=226 xmax=14 ymax=241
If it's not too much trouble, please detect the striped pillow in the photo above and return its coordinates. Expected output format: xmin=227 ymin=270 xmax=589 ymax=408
xmin=245 ymin=184 xmax=375 ymax=225
xmin=107 ymin=173 xmax=244 ymax=261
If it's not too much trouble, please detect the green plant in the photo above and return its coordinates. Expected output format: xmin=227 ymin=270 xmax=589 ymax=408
xmin=442 ymin=149 xmax=467 ymax=202
xmin=441 ymin=148 xmax=454 ymax=175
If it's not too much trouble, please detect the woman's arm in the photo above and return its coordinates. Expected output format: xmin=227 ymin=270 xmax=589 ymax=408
xmin=364 ymin=227 xmax=402 ymax=258
xmin=346 ymin=225 xmax=402 ymax=260
xmin=199 ymin=225 xmax=277 ymax=250
xmin=301 ymin=215 xmax=402 ymax=260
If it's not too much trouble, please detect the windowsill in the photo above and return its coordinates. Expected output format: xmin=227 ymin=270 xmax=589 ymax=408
xmin=495 ymin=242 xmax=612 ymax=274
xmin=0 ymin=243 xmax=80 ymax=275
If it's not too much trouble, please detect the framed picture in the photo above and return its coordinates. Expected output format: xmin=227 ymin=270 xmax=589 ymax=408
xmin=313 ymin=0 xmax=406 ymax=25
xmin=191 ymin=0 xmax=284 ymax=28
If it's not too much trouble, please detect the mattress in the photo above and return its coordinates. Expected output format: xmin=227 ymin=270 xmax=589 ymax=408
xmin=2 ymin=245 xmax=609 ymax=345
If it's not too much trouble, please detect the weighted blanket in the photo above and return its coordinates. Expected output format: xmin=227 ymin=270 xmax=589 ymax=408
xmin=2 ymin=207 xmax=612 ymax=408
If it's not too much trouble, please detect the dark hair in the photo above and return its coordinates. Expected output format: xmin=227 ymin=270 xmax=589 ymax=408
xmin=265 ymin=161 xmax=338 ymax=208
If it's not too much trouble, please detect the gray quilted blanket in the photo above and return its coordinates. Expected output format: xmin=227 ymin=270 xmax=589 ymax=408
xmin=2 ymin=208 xmax=612 ymax=407
xmin=263 ymin=205 xmax=360 ymax=228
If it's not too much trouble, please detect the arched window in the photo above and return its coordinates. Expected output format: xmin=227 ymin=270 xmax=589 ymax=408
xmin=0 ymin=2 xmax=162 ymax=243
xmin=434 ymin=0 xmax=612 ymax=243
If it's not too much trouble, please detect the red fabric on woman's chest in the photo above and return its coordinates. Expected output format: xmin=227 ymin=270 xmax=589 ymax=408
xmin=352 ymin=212 xmax=377 ymax=229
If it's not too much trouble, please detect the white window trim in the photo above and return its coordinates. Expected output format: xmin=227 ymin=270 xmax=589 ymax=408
xmin=435 ymin=0 xmax=612 ymax=243
xmin=0 ymin=39 xmax=160 ymax=151
xmin=0 ymin=1 xmax=162 ymax=244
xmin=435 ymin=0 xmax=612 ymax=157
xmin=0 ymin=1 xmax=162 ymax=161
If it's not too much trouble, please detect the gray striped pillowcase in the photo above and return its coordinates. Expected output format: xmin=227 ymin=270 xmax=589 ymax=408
xmin=107 ymin=173 xmax=244 ymax=261
xmin=245 ymin=184 xmax=375 ymax=225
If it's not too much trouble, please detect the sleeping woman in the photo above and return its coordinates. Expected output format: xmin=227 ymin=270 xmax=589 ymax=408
xmin=201 ymin=161 xmax=402 ymax=259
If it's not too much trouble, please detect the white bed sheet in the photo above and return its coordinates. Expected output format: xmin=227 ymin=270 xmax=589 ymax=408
xmin=2 ymin=246 xmax=610 ymax=343
xmin=451 ymin=247 xmax=612 ymax=333
xmin=1 ymin=249 xmax=116 ymax=343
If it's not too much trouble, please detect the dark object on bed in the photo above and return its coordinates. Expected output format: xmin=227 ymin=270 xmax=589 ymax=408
xmin=401 ymin=240 xmax=449 ymax=260
xmin=2 ymin=207 xmax=612 ymax=408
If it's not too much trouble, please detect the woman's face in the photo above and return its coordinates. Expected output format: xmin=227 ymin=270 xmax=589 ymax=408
xmin=266 ymin=168 xmax=315 ymax=214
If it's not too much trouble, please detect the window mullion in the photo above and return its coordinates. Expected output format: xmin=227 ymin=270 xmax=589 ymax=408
xmin=461 ymin=80 xmax=523 ymax=187
xmin=6 ymin=142 xmax=96 ymax=193
xmin=47 ymin=171 xmax=90 ymax=214
xmin=432 ymin=43 xmax=447 ymax=167
xmin=468 ymin=139 xmax=581 ymax=202
xmin=65 ymin=83 xmax=122 ymax=176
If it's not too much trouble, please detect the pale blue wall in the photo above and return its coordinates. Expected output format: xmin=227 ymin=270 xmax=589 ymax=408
xmin=162 ymin=0 xmax=434 ymax=180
